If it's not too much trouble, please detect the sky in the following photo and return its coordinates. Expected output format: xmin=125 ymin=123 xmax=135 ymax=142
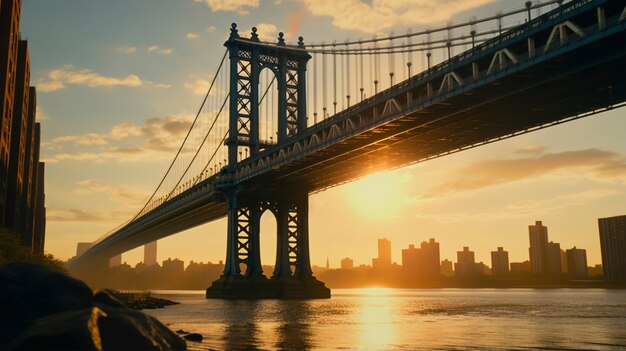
xmin=20 ymin=0 xmax=626 ymax=269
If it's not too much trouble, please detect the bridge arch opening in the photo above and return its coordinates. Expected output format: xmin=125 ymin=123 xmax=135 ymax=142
xmin=259 ymin=207 xmax=278 ymax=275
xmin=258 ymin=67 xmax=278 ymax=151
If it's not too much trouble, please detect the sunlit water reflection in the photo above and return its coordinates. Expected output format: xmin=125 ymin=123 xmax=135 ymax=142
xmin=146 ymin=288 xmax=626 ymax=350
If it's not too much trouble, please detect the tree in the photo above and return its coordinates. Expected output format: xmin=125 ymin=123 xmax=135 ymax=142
xmin=0 ymin=228 xmax=66 ymax=273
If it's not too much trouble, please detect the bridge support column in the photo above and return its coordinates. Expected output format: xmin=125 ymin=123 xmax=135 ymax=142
xmin=222 ymin=192 xmax=241 ymax=277
xmin=207 ymin=191 xmax=329 ymax=299
xmin=273 ymin=199 xmax=293 ymax=278
xmin=272 ymin=193 xmax=313 ymax=279
xmin=222 ymin=192 xmax=264 ymax=277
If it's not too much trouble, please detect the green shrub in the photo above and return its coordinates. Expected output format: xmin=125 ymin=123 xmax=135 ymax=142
xmin=0 ymin=228 xmax=66 ymax=273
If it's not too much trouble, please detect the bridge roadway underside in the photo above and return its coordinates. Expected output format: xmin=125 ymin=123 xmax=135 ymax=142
xmin=245 ymin=29 xmax=626 ymax=194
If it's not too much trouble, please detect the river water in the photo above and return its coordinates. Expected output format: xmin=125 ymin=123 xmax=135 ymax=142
xmin=146 ymin=288 xmax=626 ymax=350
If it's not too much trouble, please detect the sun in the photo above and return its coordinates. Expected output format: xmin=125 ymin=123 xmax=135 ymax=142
xmin=343 ymin=172 xmax=405 ymax=220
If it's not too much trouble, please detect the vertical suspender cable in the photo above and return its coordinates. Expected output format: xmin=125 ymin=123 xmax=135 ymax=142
xmin=345 ymin=45 xmax=350 ymax=107
xmin=401 ymin=41 xmax=407 ymax=79
xmin=373 ymin=36 xmax=379 ymax=95
xmin=333 ymin=43 xmax=337 ymax=115
xmin=313 ymin=53 xmax=318 ymax=124
xmin=370 ymin=45 xmax=375 ymax=95
xmin=407 ymin=28 xmax=413 ymax=79
xmin=388 ymin=36 xmax=395 ymax=88
xmin=341 ymin=47 xmax=345 ymax=110
xmin=322 ymin=49 xmax=327 ymax=119
xmin=261 ymin=72 xmax=265 ymax=142
xmin=359 ymin=42 xmax=364 ymax=101
xmin=269 ymin=71 xmax=278 ymax=142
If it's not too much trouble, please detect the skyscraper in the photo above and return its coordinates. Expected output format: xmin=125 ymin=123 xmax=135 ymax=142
xmin=144 ymin=241 xmax=158 ymax=266
xmin=491 ymin=247 xmax=509 ymax=275
xmin=372 ymin=238 xmax=391 ymax=268
xmin=420 ymin=238 xmax=440 ymax=278
xmin=455 ymin=246 xmax=480 ymax=277
xmin=109 ymin=254 xmax=122 ymax=268
xmin=440 ymin=259 xmax=454 ymax=277
xmin=5 ymin=39 xmax=29 ymax=235
xmin=402 ymin=238 xmax=441 ymax=278
xmin=529 ymin=220 xmax=548 ymax=275
xmin=0 ymin=0 xmax=22 ymax=225
xmin=565 ymin=247 xmax=587 ymax=278
xmin=32 ymin=161 xmax=45 ymax=254
xmin=402 ymin=244 xmax=419 ymax=273
xmin=598 ymin=215 xmax=626 ymax=282
xmin=20 ymin=87 xmax=36 ymax=239
xmin=0 ymin=0 xmax=45 ymax=254
xmin=76 ymin=242 xmax=92 ymax=257
xmin=546 ymin=241 xmax=563 ymax=275
xmin=340 ymin=257 xmax=353 ymax=270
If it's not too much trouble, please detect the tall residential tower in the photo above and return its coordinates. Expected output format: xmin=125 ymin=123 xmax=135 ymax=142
xmin=598 ymin=215 xmax=626 ymax=282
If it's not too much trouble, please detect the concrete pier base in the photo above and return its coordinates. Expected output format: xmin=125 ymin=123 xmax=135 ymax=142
xmin=206 ymin=275 xmax=330 ymax=299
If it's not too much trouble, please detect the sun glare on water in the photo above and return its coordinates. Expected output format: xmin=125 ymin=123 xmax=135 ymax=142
xmin=344 ymin=172 xmax=405 ymax=220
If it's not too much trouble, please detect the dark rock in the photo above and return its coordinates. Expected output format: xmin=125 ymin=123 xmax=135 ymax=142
xmin=183 ymin=333 xmax=203 ymax=342
xmin=8 ymin=307 xmax=105 ymax=351
xmin=97 ymin=304 xmax=186 ymax=351
xmin=10 ymin=305 xmax=186 ymax=351
xmin=0 ymin=263 xmax=93 ymax=348
xmin=176 ymin=329 xmax=189 ymax=335
xmin=93 ymin=289 xmax=125 ymax=308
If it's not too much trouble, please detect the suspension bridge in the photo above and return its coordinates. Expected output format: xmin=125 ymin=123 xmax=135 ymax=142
xmin=68 ymin=0 xmax=626 ymax=298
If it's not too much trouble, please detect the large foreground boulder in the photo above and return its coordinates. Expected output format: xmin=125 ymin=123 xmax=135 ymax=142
xmin=0 ymin=263 xmax=93 ymax=347
xmin=0 ymin=263 xmax=185 ymax=351
xmin=9 ymin=305 xmax=186 ymax=351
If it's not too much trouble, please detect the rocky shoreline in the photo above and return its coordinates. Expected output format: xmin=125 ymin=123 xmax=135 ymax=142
xmin=108 ymin=290 xmax=180 ymax=310
xmin=0 ymin=263 xmax=189 ymax=350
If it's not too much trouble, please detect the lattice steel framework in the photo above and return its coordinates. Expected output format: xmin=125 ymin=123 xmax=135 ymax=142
xmin=221 ymin=24 xmax=314 ymax=278
xmin=223 ymin=192 xmax=313 ymax=278
xmin=225 ymin=24 xmax=310 ymax=169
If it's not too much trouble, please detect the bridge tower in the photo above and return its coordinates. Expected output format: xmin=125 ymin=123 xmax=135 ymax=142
xmin=206 ymin=24 xmax=330 ymax=299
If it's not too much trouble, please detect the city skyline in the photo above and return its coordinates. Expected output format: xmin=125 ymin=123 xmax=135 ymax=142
xmin=97 ymin=219 xmax=599 ymax=275
xmin=18 ymin=0 xmax=626 ymax=268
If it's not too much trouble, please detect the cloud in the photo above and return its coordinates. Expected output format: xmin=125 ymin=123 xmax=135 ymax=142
xmin=184 ymin=78 xmax=210 ymax=96
xmin=186 ymin=32 xmax=200 ymax=40
xmin=47 ymin=208 xmax=108 ymax=222
xmin=47 ymin=207 xmax=134 ymax=223
xmin=194 ymin=0 xmax=259 ymax=15
xmin=149 ymin=82 xmax=172 ymax=89
xmin=243 ymin=23 xmax=279 ymax=42
xmin=76 ymin=179 xmax=148 ymax=204
xmin=36 ymin=106 xmax=49 ymax=121
xmin=426 ymin=148 xmax=626 ymax=197
xmin=50 ymin=123 xmax=142 ymax=146
xmin=147 ymin=45 xmax=173 ymax=55
xmin=300 ymin=0 xmax=495 ymax=33
xmin=41 ymin=152 xmax=100 ymax=163
xmin=38 ymin=80 xmax=65 ymax=92
xmin=117 ymin=46 xmax=138 ymax=54
xmin=206 ymin=26 xmax=216 ymax=33
xmin=415 ymin=188 xmax=621 ymax=223
xmin=515 ymin=145 xmax=547 ymax=155
xmin=43 ymin=114 xmax=195 ymax=163
xmin=37 ymin=65 xmax=143 ymax=92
